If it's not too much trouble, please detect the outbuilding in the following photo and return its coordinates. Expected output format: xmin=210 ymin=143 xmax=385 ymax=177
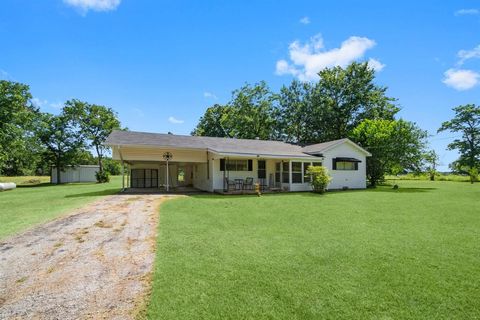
xmin=51 ymin=165 xmax=99 ymax=184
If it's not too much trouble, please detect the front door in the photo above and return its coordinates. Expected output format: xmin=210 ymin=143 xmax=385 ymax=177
xmin=131 ymin=169 xmax=158 ymax=188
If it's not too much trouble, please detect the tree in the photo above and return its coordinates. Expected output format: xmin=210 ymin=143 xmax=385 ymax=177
xmin=63 ymin=100 xmax=121 ymax=174
xmin=193 ymin=82 xmax=278 ymax=140
xmin=312 ymin=62 xmax=399 ymax=142
xmin=423 ymin=150 xmax=439 ymax=181
xmin=191 ymin=104 xmax=233 ymax=137
xmin=35 ymin=113 xmax=85 ymax=184
xmin=352 ymin=119 xmax=427 ymax=186
xmin=276 ymin=80 xmax=315 ymax=144
xmin=438 ymin=104 xmax=480 ymax=180
xmin=0 ymin=80 xmax=42 ymax=175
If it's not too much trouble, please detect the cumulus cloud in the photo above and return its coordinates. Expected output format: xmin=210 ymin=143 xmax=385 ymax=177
xmin=63 ymin=0 xmax=121 ymax=13
xmin=299 ymin=17 xmax=310 ymax=24
xmin=275 ymin=34 xmax=381 ymax=81
xmin=31 ymin=98 xmax=48 ymax=108
xmin=457 ymin=44 xmax=480 ymax=65
xmin=203 ymin=92 xmax=218 ymax=99
xmin=454 ymin=9 xmax=479 ymax=16
xmin=367 ymin=58 xmax=385 ymax=72
xmin=168 ymin=116 xmax=184 ymax=124
xmin=443 ymin=68 xmax=479 ymax=90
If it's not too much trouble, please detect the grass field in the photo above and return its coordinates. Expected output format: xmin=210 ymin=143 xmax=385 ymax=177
xmin=148 ymin=180 xmax=480 ymax=319
xmin=0 ymin=176 xmax=121 ymax=239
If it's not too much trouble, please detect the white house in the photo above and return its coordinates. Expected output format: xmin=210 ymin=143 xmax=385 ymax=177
xmin=105 ymin=130 xmax=371 ymax=193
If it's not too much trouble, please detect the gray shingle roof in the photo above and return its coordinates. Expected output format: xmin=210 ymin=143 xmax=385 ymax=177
xmin=105 ymin=130 xmax=370 ymax=158
xmin=105 ymin=130 xmax=316 ymax=158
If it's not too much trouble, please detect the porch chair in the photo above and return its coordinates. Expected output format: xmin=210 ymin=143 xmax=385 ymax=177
xmin=244 ymin=177 xmax=254 ymax=190
xmin=224 ymin=177 xmax=235 ymax=191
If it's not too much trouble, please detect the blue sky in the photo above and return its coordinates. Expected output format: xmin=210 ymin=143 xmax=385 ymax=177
xmin=1 ymin=0 xmax=479 ymax=170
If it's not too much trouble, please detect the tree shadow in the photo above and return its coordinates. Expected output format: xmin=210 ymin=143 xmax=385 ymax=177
xmin=369 ymin=186 xmax=436 ymax=193
xmin=16 ymin=183 xmax=53 ymax=188
xmin=64 ymin=188 xmax=121 ymax=198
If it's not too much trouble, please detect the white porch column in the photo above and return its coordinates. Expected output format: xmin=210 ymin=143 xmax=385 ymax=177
xmin=288 ymin=160 xmax=292 ymax=191
xmin=166 ymin=160 xmax=169 ymax=192
xmin=121 ymin=159 xmax=125 ymax=191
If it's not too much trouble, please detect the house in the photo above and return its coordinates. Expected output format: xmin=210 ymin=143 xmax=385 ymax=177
xmin=105 ymin=130 xmax=371 ymax=192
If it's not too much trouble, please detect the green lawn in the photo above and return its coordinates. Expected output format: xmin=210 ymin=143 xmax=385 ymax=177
xmin=148 ymin=181 xmax=480 ymax=319
xmin=0 ymin=176 xmax=121 ymax=239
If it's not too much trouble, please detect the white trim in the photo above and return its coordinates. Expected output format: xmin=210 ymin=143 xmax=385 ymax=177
xmin=313 ymin=139 xmax=372 ymax=156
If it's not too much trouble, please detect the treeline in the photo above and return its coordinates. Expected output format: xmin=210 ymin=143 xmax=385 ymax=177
xmin=0 ymin=80 xmax=122 ymax=182
xmin=193 ymin=62 xmax=480 ymax=185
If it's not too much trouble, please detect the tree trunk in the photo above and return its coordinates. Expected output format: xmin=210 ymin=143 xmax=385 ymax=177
xmin=95 ymin=145 xmax=103 ymax=173
xmin=56 ymin=159 xmax=61 ymax=184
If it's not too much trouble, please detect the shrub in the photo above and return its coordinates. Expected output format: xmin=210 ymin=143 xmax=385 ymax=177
xmin=306 ymin=166 xmax=331 ymax=194
xmin=468 ymin=167 xmax=479 ymax=184
xmin=103 ymin=158 xmax=122 ymax=175
xmin=95 ymin=170 xmax=110 ymax=183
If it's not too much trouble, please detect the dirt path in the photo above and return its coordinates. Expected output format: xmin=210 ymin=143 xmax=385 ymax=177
xmin=0 ymin=194 xmax=176 ymax=319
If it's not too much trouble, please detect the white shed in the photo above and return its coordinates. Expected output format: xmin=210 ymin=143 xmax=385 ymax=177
xmin=51 ymin=165 xmax=99 ymax=184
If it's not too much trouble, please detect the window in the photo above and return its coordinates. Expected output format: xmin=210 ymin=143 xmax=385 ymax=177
xmin=336 ymin=161 xmax=355 ymax=170
xmin=332 ymin=158 xmax=358 ymax=171
xmin=312 ymin=162 xmax=322 ymax=167
xmin=304 ymin=163 xmax=311 ymax=183
xmin=275 ymin=162 xmax=281 ymax=184
xmin=282 ymin=162 xmax=289 ymax=183
xmin=292 ymin=162 xmax=302 ymax=183
xmin=258 ymin=160 xmax=266 ymax=179
xmin=220 ymin=159 xmax=252 ymax=171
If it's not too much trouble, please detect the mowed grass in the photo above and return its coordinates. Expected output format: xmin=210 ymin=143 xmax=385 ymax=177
xmin=0 ymin=176 xmax=121 ymax=239
xmin=148 ymin=181 xmax=480 ymax=319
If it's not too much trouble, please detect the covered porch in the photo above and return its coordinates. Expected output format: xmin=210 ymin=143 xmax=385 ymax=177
xmin=212 ymin=156 xmax=324 ymax=194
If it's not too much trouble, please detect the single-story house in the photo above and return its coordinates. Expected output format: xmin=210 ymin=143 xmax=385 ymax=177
xmin=105 ymin=130 xmax=371 ymax=193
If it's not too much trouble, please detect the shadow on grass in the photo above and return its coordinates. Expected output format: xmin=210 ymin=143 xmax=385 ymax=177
xmin=369 ymin=186 xmax=436 ymax=193
xmin=64 ymin=188 xmax=120 ymax=198
xmin=16 ymin=183 xmax=53 ymax=188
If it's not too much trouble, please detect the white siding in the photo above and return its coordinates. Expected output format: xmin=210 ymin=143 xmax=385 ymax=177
xmin=323 ymin=143 xmax=367 ymax=189
xmin=51 ymin=165 xmax=99 ymax=184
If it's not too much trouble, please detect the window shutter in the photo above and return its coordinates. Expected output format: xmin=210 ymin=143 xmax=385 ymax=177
xmin=248 ymin=159 xmax=253 ymax=171
xmin=332 ymin=158 xmax=337 ymax=170
xmin=220 ymin=159 xmax=225 ymax=171
xmin=354 ymin=162 xmax=358 ymax=170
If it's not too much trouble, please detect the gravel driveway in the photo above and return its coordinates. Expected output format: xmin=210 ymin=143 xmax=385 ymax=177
xmin=0 ymin=194 xmax=175 ymax=319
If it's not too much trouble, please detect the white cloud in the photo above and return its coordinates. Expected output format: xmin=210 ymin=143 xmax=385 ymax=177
xmin=299 ymin=17 xmax=310 ymax=24
xmin=49 ymin=102 xmax=63 ymax=110
xmin=132 ymin=108 xmax=144 ymax=117
xmin=203 ymin=92 xmax=218 ymax=99
xmin=63 ymin=0 xmax=121 ymax=13
xmin=455 ymin=9 xmax=479 ymax=16
xmin=275 ymin=34 xmax=380 ymax=81
xmin=168 ymin=116 xmax=184 ymax=124
xmin=457 ymin=44 xmax=480 ymax=65
xmin=31 ymin=98 xmax=64 ymax=110
xmin=443 ymin=68 xmax=480 ymax=90
xmin=367 ymin=58 xmax=385 ymax=72
xmin=31 ymin=98 xmax=48 ymax=108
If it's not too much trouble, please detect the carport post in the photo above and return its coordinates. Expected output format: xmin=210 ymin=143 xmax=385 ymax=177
xmin=166 ymin=160 xmax=169 ymax=192
xmin=121 ymin=159 xmax=125 ymax=191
